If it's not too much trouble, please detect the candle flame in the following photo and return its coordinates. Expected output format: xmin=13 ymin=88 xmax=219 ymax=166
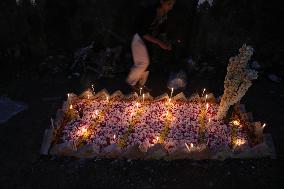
xmin=113 ymin=134 xmax=116 ymax=140
xmin=69 ymin=104 xmax=73 ymax=110
xmin=235 ymin=139 xmax=246 ymax=146
xmin=67 ymin=93 xmax=70 ymax=98
xmin=156 ymin=136 xmax=159 ymax=142
xmin=202 ymin=88 xmax=206 ymax=96
xmin=87 ymin=94 xmax=90 ymax=99
xmin=171 ymin=88 xmax=174 ymax=93
xmin=209 ymin=118 xmax=211 ymax=123
xmin=190 ymin=143 xmax=194 ymax=148
xmin=205 ymin=94 xmax=208 ymax=99
xmin=232 ymin=120 xmax=240 ymax=126
xmin=77 ymin=127 xmax=88 ymax=137
xmin=262 ymin=123 xmax=266 ymax=128
xmin=206 ymin=103 xmax=209 ymax=110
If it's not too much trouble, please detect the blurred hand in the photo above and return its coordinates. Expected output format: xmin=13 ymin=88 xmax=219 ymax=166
xmin=158 ymin=41 xmax=172 ymax=51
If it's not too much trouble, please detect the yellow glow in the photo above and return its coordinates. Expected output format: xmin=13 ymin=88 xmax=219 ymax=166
xmin=87 ymin=94 xmax=90 ymax=99
xmin=77 ymin=127 xmax=88 ymax=137
xmin=235 ymin=139 xmax=246 ymax=146
xmin=232 ymin=120 xmax=240 ymax=126
xmin=69 ymin=104 xmax=73 ymax=110
xmin=206 ymin=103 xmax=209 ymax=110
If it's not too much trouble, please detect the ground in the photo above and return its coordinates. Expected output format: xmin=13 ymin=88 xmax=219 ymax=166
xmin=0 ymin=61 xmax=283 ymax=188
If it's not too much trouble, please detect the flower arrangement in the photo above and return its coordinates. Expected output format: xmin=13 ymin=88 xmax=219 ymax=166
xmin=216 ymin=45 xmax=258 ymax=120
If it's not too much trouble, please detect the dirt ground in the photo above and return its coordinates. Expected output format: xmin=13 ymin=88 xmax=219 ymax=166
xmin=0 ymin=62 xmax=284 ymax=188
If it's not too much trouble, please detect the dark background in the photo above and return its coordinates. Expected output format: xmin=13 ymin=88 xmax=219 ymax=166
xmin=0 ymin=0 xmax=284 ymax=188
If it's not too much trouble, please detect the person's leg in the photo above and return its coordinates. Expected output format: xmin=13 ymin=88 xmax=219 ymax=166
xmin=126 ymin=34 xmax=150 ymax=87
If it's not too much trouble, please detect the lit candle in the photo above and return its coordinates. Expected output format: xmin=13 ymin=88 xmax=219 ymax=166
xmin=87 ymin=94 xmax=90 ymax=99
xmin=130 ymin=112 xmax=133 ymax=119
xmin=142 ymin=94 xmax=145 ymax=103
xmin=168 ymin=98 xmax=171 ymax=103
xmin=69 ymin=104 xmax=73 ymax=110
xmin=262 ymin=123 xmax=266 ymax=128
xmin=114 ymin=134 xmax=116 ymax=140
xmin=190 ymin=143 xmax=194 ymax=148
xmin=91 ymin=84 xmax=95 ymax=94
xmin=205 ymin=94 xmax=208 ymax=103
xmin=106 ymin=96 xmax=109 ymax=102
xmin=202 ymin=88 xmax=206 ymax=97
xmin=232 ymin=120 xmax=240 ymax=126
xmin=67 ymin=93 xmax=70 ymax=99
xmin=139 ymin=87 xmax=142 ymax=96
xmin=206 ymin=103 xmax=209 ymax=111
xmin=156 ymin=136 xmax=159 ymax=143
xmin=170 ymin=88 xmax=174 ymax=98
xmin=136 ymin=102 xmax=139 ymax=109
xmin=208 ymin=118 xmax=211 ymax=123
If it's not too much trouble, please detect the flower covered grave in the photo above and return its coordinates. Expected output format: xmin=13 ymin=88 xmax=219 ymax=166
xmin=40 ymin=90 xmax=274 ymax=160
xmin=40 ymin=45 xmax=275 ymax=160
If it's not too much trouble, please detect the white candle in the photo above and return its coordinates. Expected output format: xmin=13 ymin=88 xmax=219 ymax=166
xmin=139 ymin=87 xmax=142 ymax=96
xmin=202 ymin=88 xmax=206 ymax=97
xmin=206 ymin=103 xmax=209 ymax=111
xmin=205 ymin=94 xmax=208 ymax=103
xmin=170 ymin=88 xmax=174 ymax=98
xmin=91 ymin=84 xmax=95 ymax=94
xmin=142 ymin=94 xmax=145 ymax=103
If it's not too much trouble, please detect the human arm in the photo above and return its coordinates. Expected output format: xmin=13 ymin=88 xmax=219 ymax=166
xmin=143 ymin=34 xmax=172 ymax=51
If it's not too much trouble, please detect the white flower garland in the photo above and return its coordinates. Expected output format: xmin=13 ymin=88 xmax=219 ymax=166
xmin=216 ymin=45 xmax=258 ymax=120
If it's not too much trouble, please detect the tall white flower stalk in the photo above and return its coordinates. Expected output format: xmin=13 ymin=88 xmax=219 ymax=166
xmin=16 ymin=0 xmax=21 ymax=6
xmin=197 ymin=0 xmax=214 ymax=8
xmin=216 ymin=45 xmax=258 ymax=120
xmin=30 ymin=0 xmax=37 ymax=7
